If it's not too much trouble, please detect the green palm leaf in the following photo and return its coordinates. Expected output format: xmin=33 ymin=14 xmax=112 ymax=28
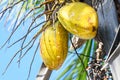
xmin=57 ymin=39 xmax=97 ymax=80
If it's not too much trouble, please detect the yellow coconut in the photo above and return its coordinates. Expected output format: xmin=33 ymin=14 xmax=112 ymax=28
xmin=58 ymin=2 xmax=98 ymax=39
xmin=40 ymin=21 xmax=68 ymax=70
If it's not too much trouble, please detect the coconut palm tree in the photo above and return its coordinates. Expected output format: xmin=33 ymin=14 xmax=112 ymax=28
xmin=0 ymin=0 xmax=120 ymax=80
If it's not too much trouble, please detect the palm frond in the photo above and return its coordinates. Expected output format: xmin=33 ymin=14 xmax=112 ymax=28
xmin=57 ymin=39 xmax=96 ymax=80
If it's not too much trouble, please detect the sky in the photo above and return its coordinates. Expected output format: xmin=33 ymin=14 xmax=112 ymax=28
xmin=0 ymin=1 xmax=44 ymax=80
xmin=0 ymin=14 xmax=42 ymax=80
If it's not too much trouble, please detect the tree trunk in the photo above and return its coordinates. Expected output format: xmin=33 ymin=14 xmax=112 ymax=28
xmin=96 ymin=0 xmax=120 ymax=80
